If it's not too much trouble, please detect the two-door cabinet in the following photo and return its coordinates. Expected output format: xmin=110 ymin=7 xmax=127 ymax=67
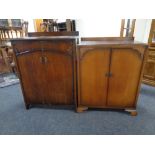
xmin=11 ymin=36 xmax=78 ymax=109
xmin=77 ymin=38 xmax=148 ymax=115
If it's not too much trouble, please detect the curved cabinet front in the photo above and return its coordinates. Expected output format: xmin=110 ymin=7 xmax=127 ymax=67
xmin=12 ymin=39 xmax=76 ymax=109
xmin=77 ymin=48 xmax=110 ymax=107
xmin=107 ymin=48 xmax=143 ymax=108
xmin=43 ymin=51 xmax=73 ymax=105
xmin=17 ymin=51 xmax=46 ymax=105
xmin=77 ymin=45 xmax=147 ymax=111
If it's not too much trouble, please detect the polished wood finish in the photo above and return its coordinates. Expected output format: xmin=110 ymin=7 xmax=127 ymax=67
xmin=11 ymin=36 xmax=77 ymax=109
xmin=81 ymin=37 xmax=134 ymax=41
xmin=78 ymin=48 xmax=110 ymax=107
xmin=77 ymin=39 xmax=147 ymax=115
xmin=11 ymin=36 xmax=147 ymax=115
xmin=107 ymin=48 xmax=143 ymax=107
xmin=28 ymin=31 xmax=79 ymax=37
xmin=143 ymin=19 xmax=155 ymax=86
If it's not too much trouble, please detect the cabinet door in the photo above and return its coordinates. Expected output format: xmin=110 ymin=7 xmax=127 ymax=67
xmin=17 ymin=51 xmax=46 ymax=104
xmin=78 ymin=49 xmax=110 ymax=107
xmin=43 ymin=51 xmax=74 ymax=105
xmin=107 ymin=48 xmax=143 ymax=107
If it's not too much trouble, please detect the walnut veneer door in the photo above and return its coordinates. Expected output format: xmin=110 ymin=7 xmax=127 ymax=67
xmin=17 ymin=51 xmax=46 ymax=105
xmin=43 ymin=51 xmax=74 ymax=105
xmin=78 ymin=48 xmax=110 ymax=107
xmin=107 ymin=48 xmax=143 ymax=108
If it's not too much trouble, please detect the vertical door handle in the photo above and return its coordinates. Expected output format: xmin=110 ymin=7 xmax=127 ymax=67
xmin=105 ymin=73 xmax=109 ymax=77
xmin=105 ymin=73 xmax=113 ymax=77
xmin=40 ymin=56 xmax=44 ymax=64
xmin=44 ymin=56 xmax=48 ymax=63
xmin=40 ymin=56 xmax=48 ymax=64
xmin=109 ymin=73 xmax=113 ymax=77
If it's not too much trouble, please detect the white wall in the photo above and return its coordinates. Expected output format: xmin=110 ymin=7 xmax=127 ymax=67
xmin=24 ymin=19 xmax=35 ymax=32
xmin=134 ymin=19 xmax=152 ymax=43
xmin=24 ymin=19 xmax=152 ymax=43
xmin=76 ymin=19 xmax=152 ymax=43
xmin=76 ymin=19 xmax=121 ymax=37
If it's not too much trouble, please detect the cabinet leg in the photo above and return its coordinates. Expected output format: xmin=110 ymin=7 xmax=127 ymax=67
xmin=25 ymin=104 xmax=30 ymax=110
xmin=125 ymin=109 xmax=138 ymax=116
xmin=77 ymin=106 xmax=88 ymax=113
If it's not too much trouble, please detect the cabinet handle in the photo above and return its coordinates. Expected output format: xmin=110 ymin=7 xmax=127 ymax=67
xmin=105 ymin=73 xmax=109 ymax=77
xmin=44 ymin=56 xmax=48 ymax=63
xmin=105 ymin=73 xmax=113 ymax=77
xmin=40 ymin=56 xmax=48 ymax=64
xmin=109 ymin=73 xmax=113 ymax=77
xmin=40 ymin=56 xmax=44 ymax=64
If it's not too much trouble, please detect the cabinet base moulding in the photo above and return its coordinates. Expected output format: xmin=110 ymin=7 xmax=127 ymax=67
xmin=125 ymin=109 xmax=138 ymax=116
xmin=76 ymin=106 xmax=88 ymax=113
xmin=77 ymin=106 xmax=138 ymax=116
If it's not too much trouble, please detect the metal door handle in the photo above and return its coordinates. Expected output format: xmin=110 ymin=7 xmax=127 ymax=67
xmin=40 ymin=56 xmax=44 ymax=64
xmin=109 ymin=73 xmax=113 ymax=77
xmin=105 ymin=73 xmax=109 ymax=77
xmin=44 ymin=56 xmax=47 ymax=63
xmin=40 ymin=56 xmax=48 ymax=64
xmin=105 ymin=72 xmax=113 ymax=77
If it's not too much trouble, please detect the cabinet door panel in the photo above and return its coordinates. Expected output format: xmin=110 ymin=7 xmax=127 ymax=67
xmin=107 ymin=49 xmax=143 ymax=107
xmin=44 ymin=52 xmax=73 ymax=105
xmin=79 ymin=49 xmax=110 ymax=107
xmin=17 ymin=51 xmax=45 ymax=104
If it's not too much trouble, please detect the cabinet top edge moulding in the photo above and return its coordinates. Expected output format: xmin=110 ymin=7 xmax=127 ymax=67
xmin=10 ymin=36 xmax=78 ymax=41
xmin=78 ymin=40 xmax=147 ymax=48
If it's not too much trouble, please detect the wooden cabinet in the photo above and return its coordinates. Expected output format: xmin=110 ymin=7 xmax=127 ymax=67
xmin=11 ymin=37 xmax=77 ymax=109
xmin=143 ymin=19 xmax=155 ymax=86
xmin=143 ymin=46 xmax=155 ymax=86
xmin=77 ymin=39 xmax=147 ymax=115
xmin=11 ymin=36 xmax=147 ymax=115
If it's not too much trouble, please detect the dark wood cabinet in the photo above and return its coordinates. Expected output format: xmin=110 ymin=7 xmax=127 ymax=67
xmin=77 ymin=39 xmax=147 ymax=115
xmin=28 ymin=31 xmax=79 ymax=37
xmin=11 ymin=37 xmax=77 ymax=109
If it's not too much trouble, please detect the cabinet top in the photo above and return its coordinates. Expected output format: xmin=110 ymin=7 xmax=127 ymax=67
xmin=78 ymin=40 xmax=147 ymax=47
xmin=10 ymin=36 xmax=78 ymax=41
